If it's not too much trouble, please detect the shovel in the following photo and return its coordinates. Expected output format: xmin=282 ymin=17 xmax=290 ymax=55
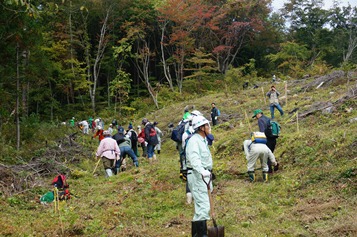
xmin=202 ymin=174 xmax=225 ymax=237
xmin=92 ymin=158 xmax=101 ymax=175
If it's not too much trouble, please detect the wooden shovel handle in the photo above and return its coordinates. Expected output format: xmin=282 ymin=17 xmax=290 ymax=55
xmin=202 ymin=174 xmax=216 ymax=221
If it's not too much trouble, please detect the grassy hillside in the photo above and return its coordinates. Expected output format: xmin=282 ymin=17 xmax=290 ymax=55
xmin=0 ymin=72 xmax=356 ymax=236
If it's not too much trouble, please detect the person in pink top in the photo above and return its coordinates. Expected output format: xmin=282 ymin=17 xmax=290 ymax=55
xmin=96 ymin=130 xmax=120 ymax=177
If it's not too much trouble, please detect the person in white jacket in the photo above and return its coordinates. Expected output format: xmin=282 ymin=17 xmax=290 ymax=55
xmin=185 ymin=115 xmax=213 ymax=236
xmin=243 ymin=139 xmax=277 ymax=182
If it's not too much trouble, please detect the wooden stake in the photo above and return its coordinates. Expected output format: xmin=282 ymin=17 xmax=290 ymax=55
xmin=296 ymin=111 xmax=299 ymax=133
xmin=262 ymin=87 xmax=267 ymax=105
xmin=285 ymin=81 xmax=288 ymax=106
xmin=244 ymin=110 xmax=252 ymax=132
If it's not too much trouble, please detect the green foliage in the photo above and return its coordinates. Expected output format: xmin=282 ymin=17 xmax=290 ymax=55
xmin=224 ymin=59 xmax=261 ymax=94
xmin=266 ymin=41 xmax=311 ymax=78
xmin=185 ymin=48 xmax=217 ymax=80
xmin=109 ymin=69 xmax=132 ymax=108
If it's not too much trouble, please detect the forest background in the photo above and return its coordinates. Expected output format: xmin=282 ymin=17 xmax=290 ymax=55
xmin=0 ymin=0 xmax=356 ymax=152
xmin=0 ymin=1 xmax=356 ymax=236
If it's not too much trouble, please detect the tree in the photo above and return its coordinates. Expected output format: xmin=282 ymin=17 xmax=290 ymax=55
xmin=185 ymin=47 xmax=217 ymax=80
xmin=114 ymin=0 xmax=160 ymax=108
xmin=109 ymin=70 xmax=131 ymax=115
xmin=329 ymin=4 xmax=357 ymax=64
xmin=0 ymin=1 xmax=46 ymax=149
xmin=157 ymin=0 xmax=217 ymax=93
xmin=266 ymin=41 xmax=311 ymax=77
xmin=210 ymin=0 xmax=268 ymax=74
xmin=282 ymin=0 xmax=331 ymax=66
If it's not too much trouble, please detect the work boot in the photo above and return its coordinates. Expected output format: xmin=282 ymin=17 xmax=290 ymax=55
xmin=191 ymin=221 xmax=197 ymax=237
xmin=134 ymin=161 xmax=139 ymax=167
xmin=186 ymin=192 xmax=192 ymax=205
xmin=105 ymin=169 xmax=113 ymax=178
xmin=262 ymin=171 xmax=269 ymax=182
xmin=121 ymin=159 xmax=127 ymax=171
xmin=248 ymin=171 xmax=255 ymax=182
xmin=112 ymin=168 xmax=119 ymax=175
xmin=192 ymin=220 xmax=207 ymax=237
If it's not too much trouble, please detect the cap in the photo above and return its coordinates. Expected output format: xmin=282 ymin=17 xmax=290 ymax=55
xmin=142 ymin=118 xmax=148 ymax=125
xmin=103 ymin=130 xmax=111 ymax=136
xmin=118 ymin=126 xmax=125 ymax=134
xmin=252 ymin=109 xmax=263 ymax=118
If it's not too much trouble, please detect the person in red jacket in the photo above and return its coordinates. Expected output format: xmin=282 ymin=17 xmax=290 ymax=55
xmin=93 ymin=126 xmax=104 ymax=143
xmin=137 ymin=125 xmax=147 ymax=158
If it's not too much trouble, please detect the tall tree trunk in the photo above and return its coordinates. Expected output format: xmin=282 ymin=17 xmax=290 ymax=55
xmin=69 ymin=0 xmax=76 ymax=104
xmin=16 ymin=43 xmax=20 ymax=150
xmin=343 ymin=30 xmax=357 ymax=62
xmin=90 ymin=9 xmax=110 ymax=112
xmin=48 ymin=79 xmax=53 ymax=121
xmin=107 ymin=74 xmax=110 ymax=107
xmin=159 ymin=21 xmax=174 ymax=91
xmin=134 ymin=42 xmax=159 ymax=109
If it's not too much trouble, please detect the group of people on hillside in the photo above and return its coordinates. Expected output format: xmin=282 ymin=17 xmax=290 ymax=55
xmin=68 ymin=117 xmax=105 ymax=135
xmin=77 ymin=84 xmax=283 ymax=236
xmin=95 ymin=118 xmax=163 ymax=177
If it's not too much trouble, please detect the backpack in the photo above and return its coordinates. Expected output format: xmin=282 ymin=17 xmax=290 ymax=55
xmin=127 ymin=130 xmax=138 ymax=148
xmin=149 ymin=126 xmax=157 ymax=137
xmin=265 ymin=121 xmax=281 ymax=138
xmin=52 ymin=174 xmax=69 ymax=189
xmin=179 ymin=133 xmax=194 ymax=181
xmin=251 ymin=132 xmax=267 ymax=144
xmin=51 ymin=174 xmax=71 ymax=201
xmin=217 ymin=109 xmax=221 ymax=116
xmin=112 ymin=119 xmax=117 ymax=125
xmin=171 ymin=120 xmax=188 ymax=142
xmin=113 ymin=132 xmax=125 ymax=144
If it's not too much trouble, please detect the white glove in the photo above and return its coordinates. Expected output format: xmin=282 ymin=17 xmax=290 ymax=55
xmin=201 ymin=170 xmax=211 ymax=177
xmin=215 ymin=116 xmax=217 ymax=120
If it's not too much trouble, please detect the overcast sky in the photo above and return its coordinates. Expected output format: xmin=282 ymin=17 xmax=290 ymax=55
xmin=271 ymin=0 xmax=357 ymax=12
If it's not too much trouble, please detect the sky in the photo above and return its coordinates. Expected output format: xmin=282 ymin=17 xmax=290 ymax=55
xmin=271 ymin=0 xmax=357 ymax=12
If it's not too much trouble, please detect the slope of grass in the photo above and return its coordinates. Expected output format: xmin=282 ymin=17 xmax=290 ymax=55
xmin=0 ymin=75 xmax=356 ymax=236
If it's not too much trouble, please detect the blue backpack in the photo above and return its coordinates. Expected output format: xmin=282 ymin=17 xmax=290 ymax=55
xmin=217 ymin=109 xmax=221 ymax=116
xmin=171 ymin=120 xmax=188 ymax=142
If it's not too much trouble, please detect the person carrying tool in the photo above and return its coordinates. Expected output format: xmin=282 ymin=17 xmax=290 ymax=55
xmin=242 ymin=139 xmax=277 ymax=182
xmin=95 ymin=130 xmax=120 ymax=177
xmin=185 ymin=115 xmax=213 ymax=237
xmin=181 ymin=110 xmax=203 ymax=205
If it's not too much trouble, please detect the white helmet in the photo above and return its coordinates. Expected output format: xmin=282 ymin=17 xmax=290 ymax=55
xmin=192 ymin=115 xmax=209 ymax=130
xmin=191 ymin=110 xmax=203 ymax=116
